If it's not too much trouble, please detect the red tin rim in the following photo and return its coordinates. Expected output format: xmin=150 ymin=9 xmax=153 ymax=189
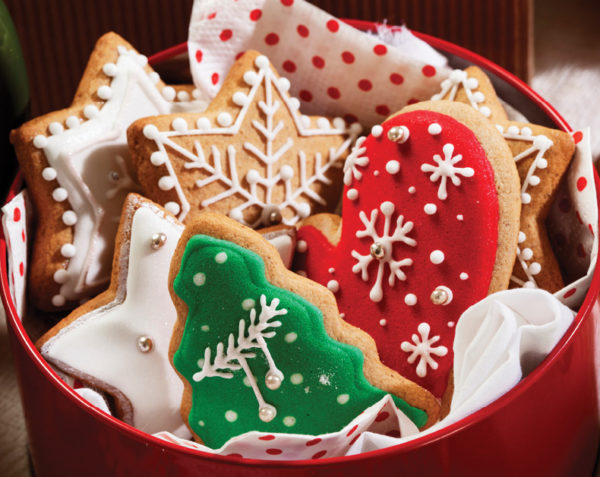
xmin=1 ymin=20 xmax=596 ymax=467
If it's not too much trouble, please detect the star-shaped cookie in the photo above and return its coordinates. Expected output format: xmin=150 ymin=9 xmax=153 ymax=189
xmin=127 ymin=50 xmax=361 ymax=228
xmin=11 ymin=32 xmax=207 ymax=311
xmin=432 ymin=66 xmax=576 ymax=292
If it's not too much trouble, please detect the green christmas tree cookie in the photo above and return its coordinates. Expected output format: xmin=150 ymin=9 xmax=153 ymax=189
xmin=171 ymin=234 xmax=427 ymax=448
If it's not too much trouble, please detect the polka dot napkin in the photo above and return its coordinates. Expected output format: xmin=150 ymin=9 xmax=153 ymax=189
xmin=188 ymin=0 xmax=450 ymax=126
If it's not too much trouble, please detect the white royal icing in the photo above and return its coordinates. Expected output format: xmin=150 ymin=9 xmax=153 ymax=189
xmin=421 ymin=143 xmax=474 ymax=200
xmin=33 ymin=44 xmax=207 ymax=306
xmin=400 ymin=322 xmax=448 ymax=378
xmin=432 ymin=69 xmax=492 ymax=118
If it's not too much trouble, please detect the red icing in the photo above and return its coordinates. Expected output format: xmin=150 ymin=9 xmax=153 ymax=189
xmin=295 ymin=110 xmax=499 ymax=399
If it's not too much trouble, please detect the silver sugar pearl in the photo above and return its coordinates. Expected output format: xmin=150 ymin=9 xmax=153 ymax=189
xmin=258 ymin=404 xmax=277 ymax=422
xmin=265 ymin=371 xmax=283 ymax=390
xmin=137 ymin=336 xmax=153 ymax=353
xmin=370 ymin=242 xmax=385 ymax=259
xmin=150 ymin=232 xmax=167 ymax=250
xmin=109 ymin=170 xmax=120 ymax=182
xmin=387 ymin=125 xmax=409 ymax=143
xmin=430 ymin=287 xmax=449 ymax=305
xmin=268 ymin=210 xmax=282 ymax=225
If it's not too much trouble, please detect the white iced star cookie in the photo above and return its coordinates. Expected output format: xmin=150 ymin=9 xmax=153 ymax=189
xmin=127 ymin=50 xmax=361 ymax=229
xmin=11 ymin=32 xmax=208 ymax=311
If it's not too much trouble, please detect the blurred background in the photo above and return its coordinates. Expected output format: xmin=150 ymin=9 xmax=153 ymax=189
xmin=0 ymin=0 xmax=598 ymax=475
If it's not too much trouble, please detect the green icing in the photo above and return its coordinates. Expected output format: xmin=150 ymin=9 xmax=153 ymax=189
xmin=173 ymin=235 xmax=427 ymax=448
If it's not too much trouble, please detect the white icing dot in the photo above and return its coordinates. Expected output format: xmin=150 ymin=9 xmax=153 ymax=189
xmin=255 ymin=55 xmax=269 ymax=69
xmin=290 ymin=373 xmax=303 ymax=385
xmin=149 ymin=72 xmax=160 ymax=84
xmin=62 ymin=211 xmax=77 ymax=226
xmin=158 ymin=176 xmax=176 ymax=191
xmin=280 ymin=165 xmax=294 ymax=180
xmin=102 ymin=62 xmax=118 ymax=76
xmin=333 ymin=117 xmax=345 ymax=129
xmin=285 ymin=332 xmax=298 ymax=343
xmin=52 ymin=188 xmax=68 ymax=202
xmin=242 ymin=298 xmax=255 ymax=310
xmin=162 ymin=86 xmax=176 ymax=101
xmin=229 ymin=209 xmax=243 ymax=222
xmin=198 ymin=420 xmax=205 ymax=427
xmin=136 ymin=54 xmax=148 ymax=66
xmin=472 ymin=91 xmax=485 ymax=103
xmin=171 ymin=117 xmax=188 ymax=132
xmin=350 ymin=122 xmax=362 ymax=135
xmin=177 ymin=90 xmax=190 ymax=102
xmin=143 ymin=125 xmax=159 ymax=139
xmin=523 ymin=281 xmax=536 ymax=289
xmin=197 ymin=358 xmax=205 ymax=368
xmin=537 ymin=158 xmax=548 ymax=169
xmin=424 ymin=203 xmax=437 ymax=215
xmin=193 ymin=273 xmax=206 ymax=286
xmin=97 ymin=86 xmax=112 ymax=100
xmin=42 ymin=167 xmax=57 ymax=181
xmin=380 ymin=201 xmax=394 ymax=215
xmin=192 ymin=89 xmax=201 ymax=99
xmin=508 ymin=125 xmax=520 ymax=135
xmin=217 ymin=112 xmax=233 ymax=127
xmin=246 ymin=169 xmax=260 ymax=184
xmin=232 ymin=92 xmax=248 ymax=106
xmin=496 ymin=124 xmax=505 ymax=133
xmin=404 ymin=293 xmax=417 ymax=306
xmin=215 ymin=252 xmax=228 ymax=263
xmin=521 ymin=248 xmax=534 ymax=261
xmin=196 ymin=117 xmax=211 ymax=130
xmin=243 ymin=376 xmax=251 ymax=387
xmin=460 ymin=272 xmax=469 ymax=280
xmin=283 ymin=416 xmax=296 ymax=427
xmin=427 ymin=123 xmax=442 ymax=135
xmin=243 ymin=71 xmax=259 ymax=85
xmin=316 ymin=117 xmax=330 ymax=130
xmin=479 ymin=106 xmax=491 ymax=117
xmin=379 ymin=319 xmax=387 ymax=326
xmin=66 ymin=116 xmax=80 ymax=129
xmin=150 ymin=152 xmax=167 ymax=166
xmin=225 ymin=410 xmax=238 ymax=422
xmin=518 ymin=231 xmax=527 ymax=243
xmin=456 ymin=214 xmax=464 ymax=221
xmin=60 ymin=243 xmax=76 ymax=258
xmin=521 ymin=127 xmax=532 ymax=136
xmin=201 ymin=325 xmax=210 ymax=332
xmin=529 ymin=262 xmax=542 ymax=275
xmin=371 ymin=125 xmax=383 ymax=137
xmin=327 ymin=280 xmax=340 ymax=293
xmin=278 ymin=77 xmax=291 ymax=92
xmin=448 ymin=321 xmax=456 ymax=328
xmin=346 ymin=188 xmax=359 ymax=200
xmin=289 ymin=97 xmax=300 ymax=110
xmin=53 ymin=269 xmax=68 ymax=284
xmin=296 ymin=202 xmax=311 ymax=218
xmin=385 ymin=160 xmax=400 ymax=175
xmin=52 ymin=295 xmax=66 ymax=307
xmin=328 ymin=268 xmax=335 ymax=274
xmin=408 ymin=186 xmax=416 ymax=194
xmin=430 ymin=250 xmax=445 ymax=264
xmin=300 ymin=115 xmax=311 ymax=128
xmin=83 ymin=105 xmax=99 ymax=119
xmin=337 ymin=394 xmax=350 ymax=405
xmin=373 ymin=170 xmax=380 ymax=176
xmin=33 ymin=135 xmax=48 ymax=149
xmin=522 ymin=192 xmax=531 ymax=204
xmin=466 ymin=77 xmax=479 ymax=89
xmin=164 ymin=202 xmax=180 ymax=215
xmin=529 ymin=175 xmax=540 ymax=186
xmin=48 ymin=122 xmax=64 ymax=135
xmin=296 ymin=240 xmax=307 ymax=253
xmin=450 ymin=69 xmax=467 ymax=82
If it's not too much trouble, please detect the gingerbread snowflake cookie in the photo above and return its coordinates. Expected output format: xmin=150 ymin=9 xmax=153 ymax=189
xmin=431 ymin=66 xmax=576 ymax=292
xmin=294 ymin=101 xmax=521 ymax=400
xmin=11 ymin=32 xmax=207 ymax=311
xmin=127 ymin=50 xmax=361 ymax=228
xmin=168 ymin=213 xmax=439 ymax=447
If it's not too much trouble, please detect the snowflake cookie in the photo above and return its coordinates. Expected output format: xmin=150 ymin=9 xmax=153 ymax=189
xmin=35 ymin=194 xmax=299 ymax=436
xmin=127 ymin=50 xmax=361 ymax=229
xmin=168 ymin=213 xmax=440 ymax=447
xmin=11 ymin=32 xmax=207 ymax=311
xmin=432 ymin=66 xmax=576 ymax=293
xmin=294 ymin=101 xmax=521 ymax=400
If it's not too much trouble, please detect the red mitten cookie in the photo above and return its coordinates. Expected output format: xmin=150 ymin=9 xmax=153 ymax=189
xmin=295 ymin=101 xmax=520 ymax=399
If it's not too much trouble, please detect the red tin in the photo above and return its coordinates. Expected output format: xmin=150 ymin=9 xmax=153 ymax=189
xmin=1 ymin=21 xmax=598 ymax=477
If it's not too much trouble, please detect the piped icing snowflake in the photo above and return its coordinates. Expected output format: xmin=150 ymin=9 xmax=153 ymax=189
xmin=431 ymin=69 xmax=491 ymax=118
xmin=400 ymin=323 xmax=448 ymax=378
xmin=343 ymin=136 xmax=369 ymax=186
xmin=351 ymin=201 xmax=416 ymax=302
xmin=421 ymin=143 xmax=475 ymax=200
xmin=139 ymin=53 xmax=361 ymax=227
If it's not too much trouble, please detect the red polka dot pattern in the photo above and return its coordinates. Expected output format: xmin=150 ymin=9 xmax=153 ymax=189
xmin=344 ymin=113 xmax=358 ymax=124
xmin=312 ymin=450 xmax=327 ymax=459
xmin=375 ymin=411 xmax=390 ymax=422
xmin=358 ymin=79 xmax=372 ymax=91
xmin=577 ymin=177 xmax=587 ymax=191
xmin=349 ymin=433 xmax=361 ymax=446
xmin=21 ymin=230 xmax=25 ymax=242
xmin=195 ymin=50 xmax=203 ymax=63
xmin=346 ymin=424 xmax=358 ymax=436
xmin=306 ymin=438 xmax=322 ymax=446
xmin=422 ymin=65 xmax=436 ymax=77
xmin=19 ymin=262 xmax=24 ymax=276
xmin=326 ymin=19 xmax=339 ymax=32
xmin=407 ymin=98 xmax=419 ymax=105
xmin=375 ymin=104 xmax=390 ymax=116
xmin=266 ymin=448 xmax=283 ymax=455
xmin=386 ymin=429 xmax=401 ymax=438
xmin=281 ymin=0 xmax=293 ymax=5
xmin=283 ymin=60 xmax=296 ymax=73
xmin=297 ymin=24 xmax=309 ymax=37
xmin=327 ymin=87 xmax=341 ymax=99
xmin=390 ymin=73 xmax=404 ymax=85
xmin=564 ymin=288 xmax=576 ymax=299
xmin=341 ymin=51 xmax=355 ymax=64
xmin=573 ymin=131 xmax=583 ymax=144
xmin=207 ymin=12 xmax=216 ymax=20
xmin=299 ymin=90 xmax=313 ymax=102
xmin=235 ymin=51 xmax=245 ymax=60
xmin=13 ymin=208 xmax=21 ymax=222
xmin=249 ymin=9 xmax=262 ymax=21
xmin=265 ymin=33 xmax=279 ymax=46
xmin=219 ymin=29 xmax=233 ymax=42
xmin=312 ymin=56 xmax=325 ymax=68
xmin=373 ymin=44 xmax=387 ymax=55
xmin=211 ymin=72 xmax=219 ymax=85
xmin=259 ymin=435 xmax=276 ymax=441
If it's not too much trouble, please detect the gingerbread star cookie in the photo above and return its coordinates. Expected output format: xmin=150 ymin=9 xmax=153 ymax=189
xmin=127 ymin=50 xmax=361 ymax=228
xmin=169 ymin=213 xmax=439 ymax=447
xmin=11 ymin=32 xmax=207 ymax=311
xmin=36 ymin=194 xmax=299 ymax=436
xmin=431 ymin=66 xmax=576 ymax=292
xmin=294 ymin=101 xmax=521 ymax=400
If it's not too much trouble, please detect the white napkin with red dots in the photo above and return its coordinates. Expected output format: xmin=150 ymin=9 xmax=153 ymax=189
xmin=187 ymin=0 xmax=449 ymax=126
